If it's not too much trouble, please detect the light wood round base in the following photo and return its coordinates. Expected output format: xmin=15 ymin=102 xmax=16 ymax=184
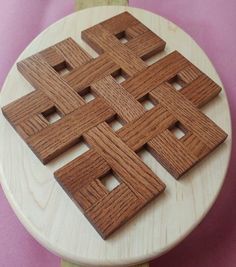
xmin=0 ymin=6 xmax=231 ymax=267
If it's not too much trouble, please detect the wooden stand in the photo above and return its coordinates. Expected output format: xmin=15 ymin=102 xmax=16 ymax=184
xmin=62 ymin=261 xmax=149 ymax=267
xmin=75 ymin=0 xmax=128 ymax=11
xmin=0 ymin=6 xmax=231 ymax=267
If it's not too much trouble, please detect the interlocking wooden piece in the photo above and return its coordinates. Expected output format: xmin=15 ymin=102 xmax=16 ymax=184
xmin=1 ymin=12 xmax=227 ymax=239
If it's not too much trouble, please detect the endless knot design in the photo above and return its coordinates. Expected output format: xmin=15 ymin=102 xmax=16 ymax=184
xmin=2 ymin=12 xmax=227 ymax=239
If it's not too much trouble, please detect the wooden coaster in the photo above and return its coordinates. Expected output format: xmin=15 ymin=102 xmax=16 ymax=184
xmin=1 ymin=12 xmax=227 ymax=239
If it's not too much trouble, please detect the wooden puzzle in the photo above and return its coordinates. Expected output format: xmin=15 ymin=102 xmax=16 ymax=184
xmin=2 ymin=12 xmax=227 ymax=239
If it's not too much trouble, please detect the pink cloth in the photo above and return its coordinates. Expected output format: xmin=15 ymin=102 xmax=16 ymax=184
xmin=0 ymin=1 xmax=235 ymax=267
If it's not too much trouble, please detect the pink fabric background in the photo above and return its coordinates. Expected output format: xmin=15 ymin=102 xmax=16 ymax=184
xmin=0 ymin=1 xmax=235 ymax=266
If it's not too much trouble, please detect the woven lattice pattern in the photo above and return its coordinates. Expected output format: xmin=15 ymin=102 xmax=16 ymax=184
xmin=2 ymin=12 xmax=227 ymax=239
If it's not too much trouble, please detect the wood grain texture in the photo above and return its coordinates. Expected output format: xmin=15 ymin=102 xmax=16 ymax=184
xmin=27 ymin=98 xmax=114 ymax=163
xmin=147 ymin=83 xmax=227 ymax=178
xmin=91 ymin=76 xmax=145 ymax=122
xmin=84 ymin=123 xmax=165 ymax=199
xmin=75 ymin=0 xmax=128 ymax=11
xmin=1 ymin=11 xmax=228 ymax=239
xmin=0 ymin=6 xmax=232 ymax=266
xmin=61 ymin=260 xmax=149 ymax=267
xmin=82 ymin=24 xmax=147 ymax=75
xmin=17 ymin=54 xmax=84 ymax=114
xmin=65 ymin=53 xmax=120 ymax=92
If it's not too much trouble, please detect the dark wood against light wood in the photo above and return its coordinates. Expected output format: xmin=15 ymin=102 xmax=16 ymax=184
xmin=27 ymin=98 xmax=115 ymax=163
xmin=85 ymin=123 xmax=165 ymax=199
xmin=1 ymin=12 xmax=227 ymax=239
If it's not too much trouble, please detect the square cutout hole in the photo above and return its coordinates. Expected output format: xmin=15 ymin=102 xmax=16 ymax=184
xmin=168 ymin=75 xmax=186 ymax=91
xmin=53 ymin=61 xmax=72 ymax=76
xmin=115 ymin=31 xmax=129 ymax=44
xmin=169 ymin=122 xmax=187 ymax=140
xmin=99 ymin=171 xmax=121 ymax=192
xmin=106 ymin=115 xmax=124 ymax=131
xmin=42 ymin=106 xmax=62 ymax=124
xmin=111 ymin=69 xmax=128 ymax=84
xmin=78 ymin=87 xmax=96 ymax=103
xmin=139 ymin=94 xmax=158 ymax=111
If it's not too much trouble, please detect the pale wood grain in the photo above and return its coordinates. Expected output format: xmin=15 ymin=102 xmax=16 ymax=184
xmin=62 ymin=260 xmax=148 ymax=267
xmin=0 ymin=6 xmax=232 ymax=267
xmin=75 ymin=0 xmax=128 ymax=11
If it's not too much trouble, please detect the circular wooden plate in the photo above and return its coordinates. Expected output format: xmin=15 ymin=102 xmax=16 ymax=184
xmin=0 ymin=6 xmax=232 ymax=267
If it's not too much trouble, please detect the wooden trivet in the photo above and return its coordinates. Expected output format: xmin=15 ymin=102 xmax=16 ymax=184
xmin=1 ymin=12 xmax=227 ymax=239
